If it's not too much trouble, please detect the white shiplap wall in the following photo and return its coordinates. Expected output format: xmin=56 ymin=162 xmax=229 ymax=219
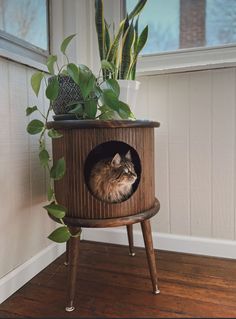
xmin=135 ymin=68 xmax=236 ymax=240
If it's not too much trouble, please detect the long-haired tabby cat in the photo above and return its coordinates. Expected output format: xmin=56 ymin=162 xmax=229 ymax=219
xmin=89 ymin=151 xmax=137 ymax=203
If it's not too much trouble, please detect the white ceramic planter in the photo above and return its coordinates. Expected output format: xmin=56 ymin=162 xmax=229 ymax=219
xmin=117 ymin=80 xmax=140 ymax=113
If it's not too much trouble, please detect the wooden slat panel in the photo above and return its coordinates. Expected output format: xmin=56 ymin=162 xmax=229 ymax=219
xmin=52 ymin=126 xmax=156 ymax=219
xmin=147 ymin=74 xmax=170 ymax=233
xmin=168 ymin=73 xmax=190 ymax=235
xmin=189 ymin=71 xmax=212 ymax=237
xmin=212 ymin=68 xmax=235 ymax=240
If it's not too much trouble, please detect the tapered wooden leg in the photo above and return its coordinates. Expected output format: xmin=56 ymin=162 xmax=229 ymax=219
xmin=65 ymin=227 xmax=81 ymax=312
xmin=64 ymin=240 xmax=69 ymax=266
xmin=126 ymin=224 xmax=135 ymax=256
xmin=141 ymin=219 xmax=160 ymax=294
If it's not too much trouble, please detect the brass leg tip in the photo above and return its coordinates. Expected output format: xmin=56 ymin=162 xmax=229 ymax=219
xmin=129 ymin=252 xmax=135 ymax=257
xmin=65 ymin=306 xmax=75 ymax=312
xmin=153 ymin=288 xmax=160 ymax=295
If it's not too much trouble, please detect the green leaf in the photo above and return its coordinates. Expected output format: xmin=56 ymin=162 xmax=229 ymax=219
xmin=31 ymin=72 xmax=44 ymax=97
xmin=104 ymin=20 xmax=111 ymax=57
xmin=99 ymin=105 xmax=116 ymax=119
xmin=50 ymin=157 xmax=66 ymax=180
xmin=48 ymin=128 xmax=63 ymax=139
xmin=27 ymin=119 xmax=44 ymax=135
xmin=101 ymin=60 xmax=115 ymax=73
xmin=117 ymin=101 xmax=133 ymax=119
xmin=101 ymin=89 xmax=119 ymax=111
xmin=120 ymin=23 xmax=135 ymax=79
xmin=60 ymin=34 xmax=76 ymax=55
xmin=137 ymin=25 xmax=148 ymax=55
xmin=68 ymin=103 xmax=84 ymax=116
xmin=67 ymin=63 xmax=79 ymax=84
xmin=39 ymin=149 xmax=49 ymax=167
xmin=105 ymin=79 xmax=120 ymax=97
xmin=95 ymin=0 xmax=105 ymax=61
xmin=26 ymin=106 xmax=38 ymax=116
xmin=128 ymin=0 xmax=147 ymax=20
xmin=46 ymin=55 xmax=57 ymax=75
xmin=84 ymin=99 xmax=97 ymax=119
xmin=47 ymin=186 xmax=54 ymax=201
xmin=106 ymin=20 xmax=125 ymax=62
xmin=44 ymin=202 xmax=66 ymax=219
xmin=78 ymin=66 xmax=96 ymax=99
xmin=46 ymin=76 xmax=59 ymax=100
xmin=48 ymin=226 xmax=71 ymax=243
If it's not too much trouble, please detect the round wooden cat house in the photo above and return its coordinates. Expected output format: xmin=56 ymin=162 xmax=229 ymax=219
xmin=48 ymin=120 xmax=160 ymax=224
xmin=47 ymin=119 xmax=160 ymax=312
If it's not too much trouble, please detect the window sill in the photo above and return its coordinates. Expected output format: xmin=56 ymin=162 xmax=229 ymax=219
xmin=136 ymin=45 xmax=236 ymax=76
xmin=0 ymin=48 xmax=48 ymax=72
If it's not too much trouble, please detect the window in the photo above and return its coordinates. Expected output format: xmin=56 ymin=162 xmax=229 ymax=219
xmin=126 ymin=0 xmax=236 ymax=55
xmin=0 ymin=0 xmax=49 ymax=63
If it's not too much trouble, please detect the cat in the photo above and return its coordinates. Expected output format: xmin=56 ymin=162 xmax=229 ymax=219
xmin=89 ymin=151 xmax=137 ymax=203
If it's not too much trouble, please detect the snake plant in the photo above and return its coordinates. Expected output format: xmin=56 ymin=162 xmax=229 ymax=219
xmin=95 ymin=0 xmax=148 ymax=80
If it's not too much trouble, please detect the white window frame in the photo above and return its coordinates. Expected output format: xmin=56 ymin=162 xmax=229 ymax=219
xmin=121 ymin=0 xmax=236 ymax=75
xmin=0 ymin=0 xmax=50 ymax=70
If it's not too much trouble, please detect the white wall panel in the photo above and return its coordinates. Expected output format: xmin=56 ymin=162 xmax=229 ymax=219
xmin=211 ymin=69 xmax=235 ymax=240
xmin=189 ymin=71 xmax=212 ymax=237
xmin=138 ymin=67 xmax=236 ymax=241
xmin=168 ymin=74 xmax=190 ymax=235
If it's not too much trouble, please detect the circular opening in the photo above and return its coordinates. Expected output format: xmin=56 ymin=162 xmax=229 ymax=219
xmin=84 ymin=141 xmax=141 ymax=203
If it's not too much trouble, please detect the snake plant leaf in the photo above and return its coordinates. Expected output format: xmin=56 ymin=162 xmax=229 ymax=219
xmin=27 ymin=119 xmax=44 ymax=135
xmin=39 ymin=149 xmax=50 ymax=167
xmin=95 ymin=0 xmax=105 ymax=61
xmin=46 ymin=76 xmax=59 ymax=100
xmin=136 ymin=25 xmax=148 ymax=55
xmin=120 ymin=23 xmax=135 ymax=79
xmin=48 ymin=226 xmax=71 ymax=243
xmin=104 ymin=20 xmax=111 ymax=57
xmin=60 ymin=34 xmax=76 ymax=55
xmin=128 ymin=24 xmax=148 ymax=80
xmin=67 ymin=63 xmax=79 ymax=84
xmin=128 ymin=0 xmax=147 ymax=20
xmin=46 ymin=55 xmax=57 ymax=75
xmin=31 ymin=71 xmax=44 ymax=97
xmin=44 ymin=202 xmax=66 ymax=219
xmin=26 ymin=105 xmax=38 ymax=116
xmin=106 ymin=19 xmax=125 ymax=62
xmin=50 ymin=157 xmax=66 ymax=181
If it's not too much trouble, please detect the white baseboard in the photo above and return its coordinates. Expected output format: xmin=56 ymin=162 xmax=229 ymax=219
xmin=0 ymin=243 xmax=66 ymax=304
xmin=83 ymin=228 xmax=236 ymax=259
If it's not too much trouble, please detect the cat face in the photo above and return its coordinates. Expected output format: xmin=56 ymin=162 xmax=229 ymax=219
xmin=110 ymin=151 xmax=137 ymax=186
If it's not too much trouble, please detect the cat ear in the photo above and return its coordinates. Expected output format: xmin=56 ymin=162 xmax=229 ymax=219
xmin=111 ymin=153 xmax=121 ymax=166
xmin=125 ymin=150 xmax=132 ymax=160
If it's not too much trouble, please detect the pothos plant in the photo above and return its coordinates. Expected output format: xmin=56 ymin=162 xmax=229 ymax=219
xmin=95 ymin=0 xmax=148 ymax=81
xmin=26 ymin=34 xmax=134 ymax=243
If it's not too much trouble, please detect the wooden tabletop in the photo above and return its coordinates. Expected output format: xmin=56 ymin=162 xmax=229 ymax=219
xmin=47 ymin=119 xmax=160 ymax=129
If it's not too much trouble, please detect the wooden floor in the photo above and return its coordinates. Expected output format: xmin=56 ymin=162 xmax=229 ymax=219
xmin=0 ymin=241 xmax=236 ymax=318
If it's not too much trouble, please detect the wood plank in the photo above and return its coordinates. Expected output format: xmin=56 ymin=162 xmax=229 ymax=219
xmin=1 ymin=241 xmax=236 ymax=318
